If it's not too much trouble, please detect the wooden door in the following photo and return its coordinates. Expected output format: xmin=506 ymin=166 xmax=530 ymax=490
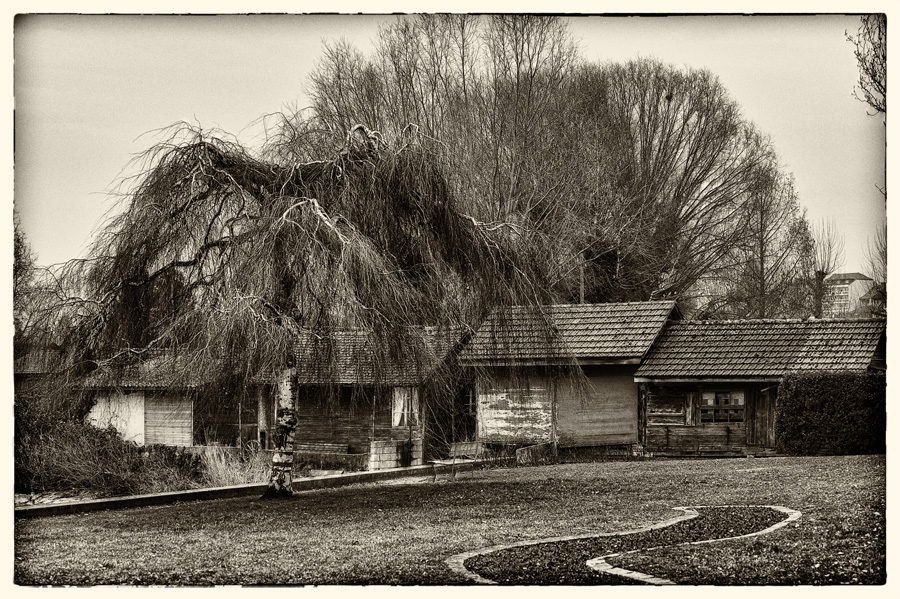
xmin=746 ymin=385 xmax=775 ymax=448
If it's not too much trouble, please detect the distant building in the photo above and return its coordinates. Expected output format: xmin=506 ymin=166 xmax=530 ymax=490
xmin=823 ymin=272 xmax=874 ymax=317
xmin=859 ymin=283 xmax=887 ymax=318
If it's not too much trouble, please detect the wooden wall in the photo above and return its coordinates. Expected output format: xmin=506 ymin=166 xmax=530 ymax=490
xmin=555 ymin=365 xmax=638 ymax=446
xmin=476 ymin=365 xmax=639 ymax=447
xmin=145 ymin=391 xmax=193 ymax=446
xmin=642 ymin=382 xmax=776 ymax=456
xmin=288 ymin=386 xmax=422 ymax=454
xmin=477 ymin=369 xmax=553 ymax=445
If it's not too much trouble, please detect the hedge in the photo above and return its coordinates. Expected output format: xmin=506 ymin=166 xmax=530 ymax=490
xmin=776 ymin=371 xmax=886 ymax=455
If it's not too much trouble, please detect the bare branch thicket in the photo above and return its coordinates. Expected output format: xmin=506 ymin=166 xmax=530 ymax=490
xmin=306 ymin=15 xmax=581 ymax=279
xmin=308 ymin=18 xmax=802 ymax=311
xmin=848 ymin=14 xmax=886 ymax=116
xmin=569 ymin=59 xmax=779 ymax=308
xmin=716 ymin=168 xmax=813 ymax=319
xmin=812 ymin=218 xmax=846 ymax=277
xmin=803 ymin=218 xmax=846 ymax=319
xmin=865 ymin=223 xmax=887 ymax=284
xmin=862 ymin=224 xmax=887 ymax=316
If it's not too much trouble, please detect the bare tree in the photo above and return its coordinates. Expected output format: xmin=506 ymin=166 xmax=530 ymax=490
xmin=13 ymin=215 xmax=35 ymax=339
xmin=847 ymin=14 xmax=886 ymax=115
xmin=863 ymin=224 xmax=887 ymax=316
xmin=810 ymin=218 xmax=846 ymax=318
xmin=310 ymin=23 xmax=791 ymax=310
xmin=569 ymin=59 xmax=777 ymax=306
xmin=720 ymin=169 xmax=812 ymax=318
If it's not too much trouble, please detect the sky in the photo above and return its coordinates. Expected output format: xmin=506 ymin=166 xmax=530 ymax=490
xmin=12 ymin=11 xmax=888 ymax=276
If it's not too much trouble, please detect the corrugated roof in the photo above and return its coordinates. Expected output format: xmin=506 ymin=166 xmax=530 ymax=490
xmin=459 ymin=301 xmax=678 ymax=362
xmin=635 ymin=319 xmax=885 ymax=379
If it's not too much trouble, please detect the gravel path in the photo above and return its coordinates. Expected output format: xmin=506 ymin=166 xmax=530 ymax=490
xmin=463 ymin=506 xmax=789 ymax=585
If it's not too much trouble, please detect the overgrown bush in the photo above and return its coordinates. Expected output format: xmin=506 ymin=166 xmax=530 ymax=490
xmin=15 ymin=388 xmax=202 ymax=496
xmin=15 ymin=388 xmax=275 ymax=496
xmin=15 ymin=417 xmax=203 ymax=496
xmin=776 ymin=371 xmax=886 ymax=455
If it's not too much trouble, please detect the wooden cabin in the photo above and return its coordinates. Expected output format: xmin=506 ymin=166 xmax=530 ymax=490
xmin=82 ymin=330 xmax=459 ymax=470
xmin=84 ymin=354 xmax=206 ymax=447
xmin=634 ymin=319 xmax=886 ymax=457
xmin=459 ymin=301 xmax=681 ymax=452
xmin=258 ymin=329 xmax=461 ymax=470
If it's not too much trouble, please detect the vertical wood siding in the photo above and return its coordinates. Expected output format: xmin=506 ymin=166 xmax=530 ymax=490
xmin=555 ymin=365 xmax=638 ymax=446
xmin=144 ymin=392 xmax=193 ymax=446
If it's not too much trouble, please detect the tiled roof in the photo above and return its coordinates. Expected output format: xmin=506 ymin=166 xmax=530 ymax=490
xmin=459 ymin=301 xmax=678 ymax=362
xmin=860 ymin=283 xmax=886 ymax=301
xmin=82 ymin=353 xmax=207 ymax=389
xmin=14 ymin=348 xmax=65 ymax=375
xmin=635 ymin=319 xmax=885 ymax=379
xmin=81 ymin=328 xmax=461 ymax=390
xmin=294 ymin=328 xmax=460 ymax=385
xmin=827 ymin=272 xmax=872 ymax=282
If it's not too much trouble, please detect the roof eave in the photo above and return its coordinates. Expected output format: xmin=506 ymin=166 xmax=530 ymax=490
xmin=634 ymin=375 xmax=784 ymax=383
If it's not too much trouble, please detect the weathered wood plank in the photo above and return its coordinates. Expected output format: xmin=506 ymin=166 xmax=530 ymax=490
xmin=477 ymin=371 xmax=553 ymax=444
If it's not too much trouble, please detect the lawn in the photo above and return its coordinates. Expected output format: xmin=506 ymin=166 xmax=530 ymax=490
xmin=14 ymin=454 xmax=885 ymax=585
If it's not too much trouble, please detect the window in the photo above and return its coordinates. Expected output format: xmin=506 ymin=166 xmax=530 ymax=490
xmin=392 ymin=387 xmax=419 ymax=427
xmin=700 ymin=390 xmax=744 ymax=423
xmin=825 ymin=284 xmax=850 ymax=316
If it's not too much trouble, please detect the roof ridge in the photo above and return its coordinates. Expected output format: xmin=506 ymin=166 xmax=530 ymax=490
xmin=512 ymin=300 xmax=676 ymax=309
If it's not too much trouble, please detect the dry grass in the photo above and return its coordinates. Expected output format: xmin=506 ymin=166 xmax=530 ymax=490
xmin=197 ymin=445 xmax=271 ymax=487
xmin=14 ymin=454 xmax=885 ymax=585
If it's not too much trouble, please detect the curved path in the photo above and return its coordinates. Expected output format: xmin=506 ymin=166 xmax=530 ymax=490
xmin=446 ymin=505 xmax=801 ymax=585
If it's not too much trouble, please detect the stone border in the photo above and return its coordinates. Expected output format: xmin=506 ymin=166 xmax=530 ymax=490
xmin=587 ymin=505 xmax=802 ymax=585
xmin=14 ymin=461 xmax=480 ymax=519
xmin=446 ymin=505 xmax=802 ymax=585
xmin=445 ymin=509 xmax=699 ymax=584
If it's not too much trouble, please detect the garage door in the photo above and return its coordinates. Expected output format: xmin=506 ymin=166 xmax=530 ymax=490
xmin=555 ymin=367 xmax=638 ymax=447
xmin=145 ymin=393 xmax=193 ymax=446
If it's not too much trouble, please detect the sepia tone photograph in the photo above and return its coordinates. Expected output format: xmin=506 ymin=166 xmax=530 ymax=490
xmin=11 ymin=5 xmax=889 ymax=586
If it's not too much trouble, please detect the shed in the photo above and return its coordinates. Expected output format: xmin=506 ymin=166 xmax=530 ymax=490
xmin=634 ymin=319 xmax=886 ymax=456
xmin=261 ymin=328 xmax=463 ymax=469
xmin=83 ymin=353 xmax=209 ymax=447
xmin=80 ymin=328 xmax=460 ymax=470
xmin=459 ymin=301 xmax=681 ymax=450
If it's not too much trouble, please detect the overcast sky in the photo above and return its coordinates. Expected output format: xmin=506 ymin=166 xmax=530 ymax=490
xmin=13 ymin=12 xmax=887 ymax=275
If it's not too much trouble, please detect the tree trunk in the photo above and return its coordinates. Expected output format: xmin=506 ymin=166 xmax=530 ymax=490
xmin=261 ymin=368 xmax=297 ymax=499
xmin=814 ymin=270 xmax=826 ymax=318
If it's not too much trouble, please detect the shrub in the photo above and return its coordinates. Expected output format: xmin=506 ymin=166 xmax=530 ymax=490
xmin=776 ymin=371 xmax=886 ymax=455
xmin=15 ymin=416 xmax=203 ymax=496
xmin=15 ymin=388 xmax=203 ymax=496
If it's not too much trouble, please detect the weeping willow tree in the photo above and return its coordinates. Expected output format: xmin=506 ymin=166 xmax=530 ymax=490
xmin=42 ymin=121 xmax=561 ymax=497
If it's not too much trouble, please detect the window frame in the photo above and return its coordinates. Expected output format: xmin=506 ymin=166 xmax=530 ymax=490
xmin=698 ymin=388 xmax=745 ymax=424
